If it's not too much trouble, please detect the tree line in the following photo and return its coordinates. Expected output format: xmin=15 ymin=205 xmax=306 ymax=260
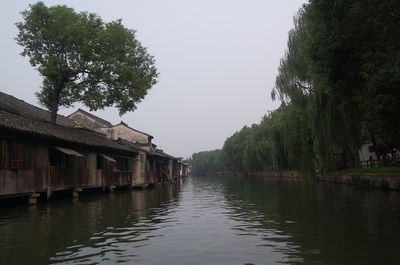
xmin=190 ymin=0 xmax=400 ymax=175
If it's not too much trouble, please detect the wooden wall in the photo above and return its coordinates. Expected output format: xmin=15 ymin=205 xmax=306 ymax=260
xmin=0 ymin=139 xmax=141 ymax=197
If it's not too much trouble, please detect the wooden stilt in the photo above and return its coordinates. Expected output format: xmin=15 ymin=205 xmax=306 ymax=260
xmin=47 ymin=187 xmax=52 ymax=199
xmin=28 ymin=193 xmax=40 ymax=205
xmin=72 ymin=187 xmax=82 ymax=198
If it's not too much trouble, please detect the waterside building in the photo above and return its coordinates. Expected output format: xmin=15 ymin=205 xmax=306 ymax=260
xmin=0 ymin=92 xmax=189 ymax=204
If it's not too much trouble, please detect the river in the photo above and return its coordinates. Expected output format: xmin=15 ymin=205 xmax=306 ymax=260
xmin=1 ymin=175 xmax=400 ymax=265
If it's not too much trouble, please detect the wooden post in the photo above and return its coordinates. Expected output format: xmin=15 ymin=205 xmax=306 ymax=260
xmin=47 ymin=165 xmax=52 ymax=199
xmin=28 ymin=193 xmax=40 ymax=205
xmin=46 ymin=186 xmax=52 ymax=199
xmin=168 ymin=159 xmax=173 ymax=181
xmin=132 ymin=154 xmax=142 ymax=187
xmin=72 ymin=187 xmax=82 ymax=198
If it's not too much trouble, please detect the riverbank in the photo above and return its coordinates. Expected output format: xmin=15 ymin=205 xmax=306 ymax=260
xmin=195 ymin=171 xmax=300 ymax=178
xmin=251 ymin=169 xmax=400 ymax=191
xmin=317 ymin=172 xmax=400 ymax=191
xmin=247 ymin=171 xmax=300 ymax=178
xmin=196 ymin=169 xmax=400 ymax=191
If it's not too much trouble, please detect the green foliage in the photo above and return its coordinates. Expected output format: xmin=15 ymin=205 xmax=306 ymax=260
xmin=16 ymin=2 xmax=158 ymax=122
xmin=190 ymin=150 xmax=225 ymax=174
xmin=191 ymin=0 xmax=400 ymax=175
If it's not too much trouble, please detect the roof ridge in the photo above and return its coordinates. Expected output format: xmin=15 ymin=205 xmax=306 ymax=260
xmin=114 ymin=121 xmax=153 ymax=139
xmin=0 ymin=91 xmax=77 ymax=127
xmin=68 ymin=108 xmax=113 ymax=127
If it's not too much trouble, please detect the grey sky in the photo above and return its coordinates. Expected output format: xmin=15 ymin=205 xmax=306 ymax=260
xmin=1 ymin=0 xmax=306 ymax=158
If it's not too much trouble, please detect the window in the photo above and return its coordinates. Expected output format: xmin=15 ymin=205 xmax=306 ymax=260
xmin=49 ymin=148 xmax=75 ymax=168
xmin=0 ymin=140 xmax=24 ymax=169
xmin=97 ymin=154 xmax=103 ymax=169
xmin=11 ymin=143 xmax=24 ymax=169
xmin=0 ymin=140 xmax=5 ymax=169
xmin=116 ymin=157 xmax=130 ymax=171
xmin=49 ymin=147 xmax=82 ymax=168
xmin=49 ymin=148 xmax=65 ymax=167
xmin=97 ymin=154 xmax=116 ymax=170
xmin=368 ymin=145 xmax=375 ymax=153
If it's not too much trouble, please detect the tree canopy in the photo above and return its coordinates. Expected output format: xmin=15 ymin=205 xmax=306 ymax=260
xmin=190 ymin=0 xmax=400 ymax=175
xmin=16 ymin=2 xmax=158 ymax=123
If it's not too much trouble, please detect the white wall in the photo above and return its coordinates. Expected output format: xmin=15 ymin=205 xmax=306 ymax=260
xmin=359 ymin=143 xmax=377 ymax=161
xmin=112 ymin=124 xmax=149 ymax=144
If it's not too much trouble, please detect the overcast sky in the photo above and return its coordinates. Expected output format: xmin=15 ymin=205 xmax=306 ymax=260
xmin=1 ymin=0 xmax=306 ymax=158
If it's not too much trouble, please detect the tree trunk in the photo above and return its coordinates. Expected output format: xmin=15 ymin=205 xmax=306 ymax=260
xmin=50 ymin=78 xmax=63 ymax=124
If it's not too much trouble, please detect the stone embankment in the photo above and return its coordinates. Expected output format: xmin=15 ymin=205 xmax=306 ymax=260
xmin=247 ymin=171 xmax=300 ymax=178
xmin=197 ymin=171 xmax=300 ymax=178
xmin=317 ymin=173 xmax=400 ymax=191
xmin=198 ymin=171 xmax=400 ymax=191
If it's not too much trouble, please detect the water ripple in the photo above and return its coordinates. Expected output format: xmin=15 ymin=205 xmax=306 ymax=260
xmin=2 ymin=176 xmax=400 ymax=265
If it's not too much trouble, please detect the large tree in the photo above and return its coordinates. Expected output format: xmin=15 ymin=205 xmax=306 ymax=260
xmin=16 ymin=2 xmax=158 ymax=123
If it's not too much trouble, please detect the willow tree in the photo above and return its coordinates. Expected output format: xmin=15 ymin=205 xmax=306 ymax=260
xmin=271 ymin=9 xmax=316 ymax=173
xmin=272 ymin=2 xmax=370 ymax=172
xmin=16 ymin=2 xmax=158 ymax=123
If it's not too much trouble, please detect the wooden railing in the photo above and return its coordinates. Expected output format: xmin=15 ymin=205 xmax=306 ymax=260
xmin=360 ymin=159 xmax=400 ymax=168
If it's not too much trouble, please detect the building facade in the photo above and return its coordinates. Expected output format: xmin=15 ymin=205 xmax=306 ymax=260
xmin=0 ymin=92 xmax=186 ymax=204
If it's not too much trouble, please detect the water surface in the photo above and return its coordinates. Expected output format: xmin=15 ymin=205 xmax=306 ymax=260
xmin=1 ymin=176 xmax=400 ymax=264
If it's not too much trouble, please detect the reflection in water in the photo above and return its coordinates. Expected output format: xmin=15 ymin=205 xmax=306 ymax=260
xmin=49 ymin=186 xmax=181 ymax=265
xmin=1 ymin=176 xmax=400 ymax=265
xmin=219 ymin=175 xmax=400 ymax=265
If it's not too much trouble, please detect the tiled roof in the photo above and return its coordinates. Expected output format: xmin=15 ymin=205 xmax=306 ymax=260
xmin=115 ymin=138 xmax=176 ymax=159
xmin=0 ymin=91 xmax=77 ymax=127
xmin=153 ymin=149 xmax=178 ymax=160
xmin=0 ymin=110 xmax=139 ymax=153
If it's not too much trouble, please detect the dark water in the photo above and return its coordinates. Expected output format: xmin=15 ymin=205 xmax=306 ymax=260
xmin=1 ymin=176 xmax=400 ymax=265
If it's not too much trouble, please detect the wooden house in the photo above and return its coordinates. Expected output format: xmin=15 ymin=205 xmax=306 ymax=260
xmin=68 ymin=109 xmax=182 ymax=182
xmin=0 ymin=110 xmax=144 ymax=201
xmin=0 ymin=94 xmax=146 ymax=203
xmin=68 ymin=109 xmax=154 ymax=150
xmin=181 ymin=162 xmax=190 ymax=177
xmin=0 ymin=92 xmax=183 ymax=204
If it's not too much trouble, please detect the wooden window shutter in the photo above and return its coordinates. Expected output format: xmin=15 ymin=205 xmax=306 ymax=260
xmin=0 ymin=140 xmax=5 ymax=169
xmin=11 ymin=143 xmax=24 ymax=169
